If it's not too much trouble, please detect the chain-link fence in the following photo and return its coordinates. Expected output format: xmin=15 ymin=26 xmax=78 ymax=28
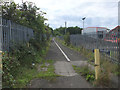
xmin=70 ymin=34 xmax=119 ymax=64
xmin=1 ymin=19 xmax=34 ymax=51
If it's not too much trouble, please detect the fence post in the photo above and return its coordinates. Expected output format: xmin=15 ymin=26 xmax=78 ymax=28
xmin=94 ymin=49 xmax=100 ymax=80
xmin=0 ymin=3 xmax=2 ymax=89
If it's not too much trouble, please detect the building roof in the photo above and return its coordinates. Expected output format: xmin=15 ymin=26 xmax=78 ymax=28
xmin=86 ymin=27 xmax=108 ymax=29
xmin=109 ymin=25 xmax=120 ymax=33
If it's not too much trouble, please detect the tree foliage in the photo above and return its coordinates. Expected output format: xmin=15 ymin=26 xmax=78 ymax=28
xmin=2 ymin=1 xmax=53 ymax=88
xmin=2 ymin=1 xmax=52 ymax=45
xmin=54 ymin=26 xmax=82 ymax=36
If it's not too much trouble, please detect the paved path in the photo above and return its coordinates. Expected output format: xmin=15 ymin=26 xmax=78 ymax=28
xmin=28 ymin=75 xmax=92 ymax=88
xmin=54 ymin=61 xmax=78 ymax=76
xmin=28 ymin=38 xmax=93 ymax=88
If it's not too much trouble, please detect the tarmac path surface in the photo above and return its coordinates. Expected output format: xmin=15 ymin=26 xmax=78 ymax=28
xmin=28 ymin=38 xmax=93 ymax=88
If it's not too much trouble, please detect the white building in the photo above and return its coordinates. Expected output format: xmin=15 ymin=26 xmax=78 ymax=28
xmin=82 ymin=27 xmax=108 ymax=39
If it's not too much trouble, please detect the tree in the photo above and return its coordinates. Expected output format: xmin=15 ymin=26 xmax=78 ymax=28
xmin=2 ymin=1 xmax=52 ymax=48
xmin=54 ymin=26 xmax=82 ymax=36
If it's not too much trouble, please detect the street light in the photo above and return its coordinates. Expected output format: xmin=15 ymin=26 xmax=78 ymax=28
xmin=82 ymin=17 xmax=86 ymax=30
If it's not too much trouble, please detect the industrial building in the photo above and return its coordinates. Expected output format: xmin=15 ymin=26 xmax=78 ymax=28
xmin=82 ymin=27 xmax=108 ymax=39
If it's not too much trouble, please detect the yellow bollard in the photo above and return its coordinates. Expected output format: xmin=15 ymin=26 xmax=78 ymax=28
xmin=94 ymin=49 xmax=100 ymax=80
xmin=27 ymin=43 xmax=30 ymax=47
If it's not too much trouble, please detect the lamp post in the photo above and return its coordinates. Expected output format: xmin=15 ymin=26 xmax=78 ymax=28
xmin=82 ymin=17 xmax=86 ymax=30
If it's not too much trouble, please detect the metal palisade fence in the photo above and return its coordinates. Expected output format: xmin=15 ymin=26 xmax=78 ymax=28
xmin=2 ymin=19 xmax=34 ymax=51
xmin=58 ymin=32 xmax=119 ymax=64
xmin=69 ymin=33 xmax=119 ymax=64
xmin=0 ymin=3 xmax=2 ymax=90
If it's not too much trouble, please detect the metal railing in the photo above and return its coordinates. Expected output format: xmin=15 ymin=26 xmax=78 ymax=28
xmin=58 ymin=33 xmax=119 ymax=64
xmin=69 ymin=34 xmax=119 ymax=64
xmin=1 ymin=19 xmax=34 ymax=51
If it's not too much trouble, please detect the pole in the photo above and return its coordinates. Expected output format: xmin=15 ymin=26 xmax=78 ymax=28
xmin=83 ymin=20 xmax=84 ymax=30
xmin=82 ymin=17 xmax=86 ymax=30
xmin=0 ymin=2 xmax=2 ymax=89
xmin=65 ymin=21 xmax=67 ymax=34
xmin=94 ymin=49 xmax=100 ymax=80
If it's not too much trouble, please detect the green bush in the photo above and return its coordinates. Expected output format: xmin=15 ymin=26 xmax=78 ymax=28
xmin=64 ymin=32 xmax=70 ymax=46
xmin=73 ymin=65 xmax=95 ymax=83
xmin=2 ymin=52 xmax=20 ymax=88
xmin=86 ymin=74 xmax=95 ymax=82
xmin=2 ymin=38 xmax=50 ymax=88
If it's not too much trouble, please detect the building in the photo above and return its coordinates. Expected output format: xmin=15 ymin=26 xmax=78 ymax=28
xmin=104 ymin=26 xmax=120 ymax=43
xmin=82 ymin=27 xmax=108 ymax=39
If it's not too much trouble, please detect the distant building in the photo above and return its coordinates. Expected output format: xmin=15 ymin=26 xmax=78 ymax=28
xmin=82 ymin=27 xmax=108 ymax=39
xmin=109 ymin=26 xmax=120 ymax=34
xmin=104 ymin=26 xmax=120 ymax=43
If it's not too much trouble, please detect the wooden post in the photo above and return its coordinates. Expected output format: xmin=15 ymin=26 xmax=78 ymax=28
xmin=94 ymin=49 xmax=100 ymax=80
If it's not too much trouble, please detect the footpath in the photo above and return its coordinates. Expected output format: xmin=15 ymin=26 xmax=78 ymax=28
xmin=28 ymin=39 xmax=94 ymax=88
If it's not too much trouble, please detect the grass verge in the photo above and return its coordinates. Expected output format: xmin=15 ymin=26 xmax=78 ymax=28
xmin=72 ymin=65 xmax=95 ymax=85
xmin=14 ymin=59 xmax=59 ymax=88
xmin=57 ymin=37 xmax=119 ymax=87
xmin=3 ymin=38 xmax=59 ymax=88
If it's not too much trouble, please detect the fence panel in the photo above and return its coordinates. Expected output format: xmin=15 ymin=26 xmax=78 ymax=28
xmin=2 ymin=19 xmax=34 ymax=51
xmin=58 ymin=34 xmax=119 ymax=64
xmin=69 ymin=34 xmax=119 ymax=64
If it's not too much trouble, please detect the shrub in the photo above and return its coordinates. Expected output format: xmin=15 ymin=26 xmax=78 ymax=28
xmin=86 ymin=74 xmax=95 ymax=82
xmin=73 ymin=65 xmax=95 ymax=83
xmin=2 ymin=52 xmax=20 ymax=88
xmin=64 ymin=32 xmax=70 ymax=46
xmin=94 ymin=72 xmax=111 ymax=87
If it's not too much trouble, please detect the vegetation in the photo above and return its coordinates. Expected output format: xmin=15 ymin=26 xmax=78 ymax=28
xmin=53 ymin=26 xmax=82 ymax=36
xmin=2 ymin=1 xmax=53 ymax=88
xmin=100 ymin=54 xmax=120 ymax=76
xmin=64 ymin=32 xmax=70 ymax=46
xmin=94 ymin=59 xmax=119 ymax=87
xmin=57 ymin=37 xmax=120 ymax=87
xmin=14 ymin=59 xmax=59 ymax=88
xmin=2 ymin=39 xmax=51 ymax=88
xmin=2 ymin=1 xmax=52 ymax=42
xmin=72 ymin=65 xmax=95 ymax=83
xmin=57 ymin=38 xmax=94 ymax=64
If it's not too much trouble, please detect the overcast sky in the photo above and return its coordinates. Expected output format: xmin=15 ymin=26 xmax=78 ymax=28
xmin=14 ymin=0 xmax=119 ymax=29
